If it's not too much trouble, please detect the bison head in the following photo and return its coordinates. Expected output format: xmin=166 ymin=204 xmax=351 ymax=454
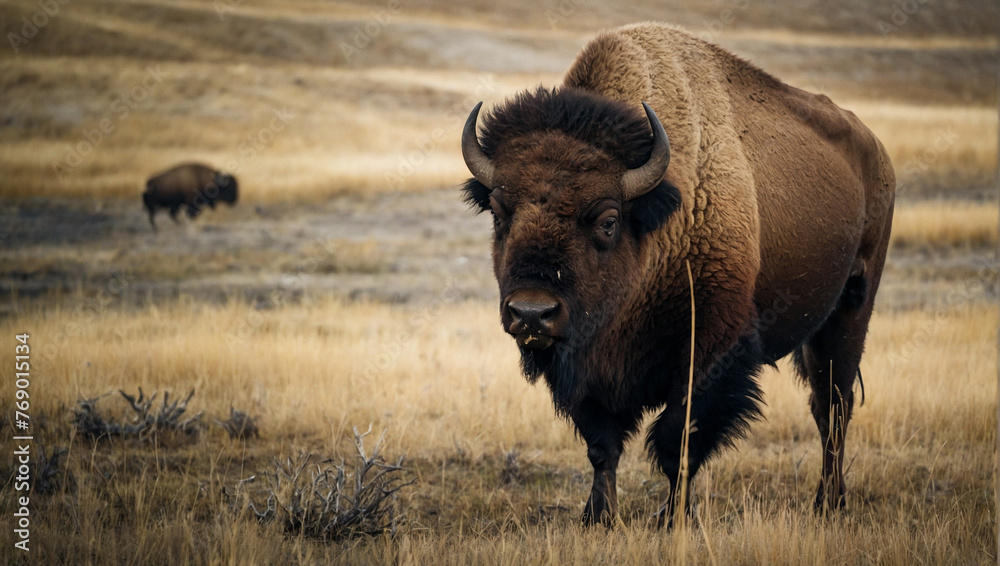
xmin=214 ymin=172 xmax=238 ymax=204
xmin=462 ymin=88 xmax=680 ymax=390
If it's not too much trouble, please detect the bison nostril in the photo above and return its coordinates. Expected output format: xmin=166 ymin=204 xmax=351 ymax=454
xmin=508 ymin=301 xmax=560 ymax=330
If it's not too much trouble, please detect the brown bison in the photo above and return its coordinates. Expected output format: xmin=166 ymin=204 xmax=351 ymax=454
xmin=142 ymin=163 xmax=238 ymax=230
xmin=461 ymin=23 xmax=895 ymax=526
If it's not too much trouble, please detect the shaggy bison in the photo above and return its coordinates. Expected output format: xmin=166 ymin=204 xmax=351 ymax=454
xmin=142 ymin=163 xmax=238 ymax=230
xmin=462 ymin=23 xmax=895 ymax=526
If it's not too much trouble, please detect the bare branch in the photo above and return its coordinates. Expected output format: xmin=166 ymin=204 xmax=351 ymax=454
xmin=223 ymin=426 xmax=413 ymax=541
xmin=73 ymin=389 xmax=203 ymax=441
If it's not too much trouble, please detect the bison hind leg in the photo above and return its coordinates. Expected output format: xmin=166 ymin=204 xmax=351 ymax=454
xmin=142 ymin=192 xmax=158 ymax=231
xmin=838 ymin=274 xmax=868 ymax=311
xmin=647 ymin=333 xmax=765 ymax=527
xmin=796 ymin=281 xmax=876 ymax=514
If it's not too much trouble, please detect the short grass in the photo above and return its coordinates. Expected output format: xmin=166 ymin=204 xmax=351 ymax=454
xmin=0 ymin=298 xmax=994 ymax=564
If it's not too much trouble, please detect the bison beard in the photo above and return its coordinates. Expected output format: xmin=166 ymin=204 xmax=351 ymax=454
xmin=461 ymin=23 xmax=895 ymax=528
xmin=517 ymin=302 xmax=599 ymax=417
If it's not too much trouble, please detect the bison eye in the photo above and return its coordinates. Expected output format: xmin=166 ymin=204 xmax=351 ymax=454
xmin=489 ymin=194 xmax=510 ymax=233
xmin=593 ymin=209 xmax=619 ymax=250
xmin=600 ymin=217 xmax=616 ymax=236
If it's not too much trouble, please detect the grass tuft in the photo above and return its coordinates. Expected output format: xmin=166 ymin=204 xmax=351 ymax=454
xmin=215 ymin=407 xmax=260 ymax=440
xmin=72 ymin=388 xmax=203 ymax=442
xmin=224 ymin=426 xmax=414 ymax=542
xmin=22 ymin=444 xmax=72 ymax=496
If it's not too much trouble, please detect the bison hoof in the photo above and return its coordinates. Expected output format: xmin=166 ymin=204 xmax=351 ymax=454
xmin=813 ymin=482 xmax=846 ymax=514
xmin=581 ymin=508 xmax=615 ymax=528
xmin=581 ymin=497 xmax=616 ymax=528
xmin=653 ymin=505 xmax=672 ymax=530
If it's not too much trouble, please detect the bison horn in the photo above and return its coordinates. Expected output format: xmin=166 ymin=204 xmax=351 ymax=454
xmin=462 ymin=101 xmax=496 ymax=189
xmin=621 ymin=102 xmax=671 ymax=200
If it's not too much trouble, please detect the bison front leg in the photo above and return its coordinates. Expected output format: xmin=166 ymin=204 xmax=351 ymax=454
xmin=572 ymin=398 xmax=635 ymax=527
xmin=647 ymin=334 xmax=764 ymax=528
xmin=583 ymin=447 xmax=619 ymax=527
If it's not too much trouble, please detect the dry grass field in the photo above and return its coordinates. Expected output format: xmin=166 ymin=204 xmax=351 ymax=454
xmin=0 ymin=0 xmax=997 ymax=564
xmin=0 ymin=300 xmax=995 ymax=563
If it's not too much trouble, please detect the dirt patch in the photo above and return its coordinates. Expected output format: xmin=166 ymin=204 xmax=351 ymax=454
xmin=2 ymin=191 xmax=994 ymax=316
xmin=1 ymin=190 xmax=497 ymax=312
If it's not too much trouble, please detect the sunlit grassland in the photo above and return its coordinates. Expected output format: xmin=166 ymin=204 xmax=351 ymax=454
xmin=891 ymin=201 xmax=998 ymax=249
xmin=0 ymin=298 xmax=994 ymax=563
xmin=2 ymin=62 xmax=994 ymax=202
xmin=0 ymin=0 xmax=995 ymax=202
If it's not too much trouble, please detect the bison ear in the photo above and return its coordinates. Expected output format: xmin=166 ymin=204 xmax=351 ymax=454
xmin=462 ymin=178 xmax=492 ymax=213
xmin=629 ymin=179 xmax=681 ymax=237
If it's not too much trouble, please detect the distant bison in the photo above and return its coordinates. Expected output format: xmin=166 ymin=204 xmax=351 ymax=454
xmin=461 ymin=23 xmax=895 ymax=526
xmin=142 ymin=163 xmax=238 ymax=230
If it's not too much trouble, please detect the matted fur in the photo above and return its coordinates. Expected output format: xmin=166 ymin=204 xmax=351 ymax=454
xmin=477 ymin=87 xmax=658 ymax=169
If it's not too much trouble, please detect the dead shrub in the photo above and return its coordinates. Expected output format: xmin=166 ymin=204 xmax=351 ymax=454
xmin=224 ymin=426 xmax=413 ymax=541
xmin=72 ymin=388 xmax=203 ymax=441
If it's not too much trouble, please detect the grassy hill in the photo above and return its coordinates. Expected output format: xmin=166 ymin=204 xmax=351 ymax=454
xmin=1 ymin=0 xmax=996 ymax=200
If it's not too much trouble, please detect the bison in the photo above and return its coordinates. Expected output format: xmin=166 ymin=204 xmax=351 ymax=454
xmin=461 ymin=23 xmax=895 ymax=526
xmin=142 ymin=163 xmax=238 ymax=230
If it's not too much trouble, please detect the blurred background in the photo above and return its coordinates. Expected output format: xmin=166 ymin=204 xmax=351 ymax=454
xmin=0 ymin=0 xmax=996 ymax=308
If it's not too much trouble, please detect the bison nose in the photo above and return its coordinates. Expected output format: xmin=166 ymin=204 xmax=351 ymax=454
xmin=508 ymin=301 xmax=559 ymax=331
xmin=503 ymin=289 xmax=568 ymax=349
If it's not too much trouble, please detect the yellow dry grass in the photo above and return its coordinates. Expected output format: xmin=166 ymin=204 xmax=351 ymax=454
xmin=891 ymin=201 xmax=999 ymax=249
xmin=0 ymin=298 xmax=994 ymax=564
xmin=850 ymin=103 xmax=999 ymax=188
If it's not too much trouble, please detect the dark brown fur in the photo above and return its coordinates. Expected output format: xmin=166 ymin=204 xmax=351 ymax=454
xmin=142 ymin=163 xmax=238 ymax=230
xmin=462 ymin=23 xmax=895 ymax=526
